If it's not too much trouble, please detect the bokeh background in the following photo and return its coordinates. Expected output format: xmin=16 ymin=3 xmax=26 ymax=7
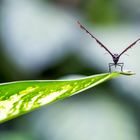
xmin=0 ymin=0 xmax=140 ymax=140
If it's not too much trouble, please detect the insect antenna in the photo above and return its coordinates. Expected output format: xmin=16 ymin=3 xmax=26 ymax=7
xmin=119 ymin=38 xmax=140 ymax=57
xmin=77 ymin=21 xmax=113 ymax=57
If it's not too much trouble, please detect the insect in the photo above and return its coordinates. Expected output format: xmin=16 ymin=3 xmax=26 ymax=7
xmin=77 ymin=21 xmax=140 ymax=72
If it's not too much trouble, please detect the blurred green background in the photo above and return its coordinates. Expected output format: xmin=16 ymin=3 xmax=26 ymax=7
xmin=0 ymin=0 xmax=140 ymax=140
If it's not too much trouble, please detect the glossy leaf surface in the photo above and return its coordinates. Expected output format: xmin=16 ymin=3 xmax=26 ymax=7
xmin=0 ymin=72 xmax=133 ymax=123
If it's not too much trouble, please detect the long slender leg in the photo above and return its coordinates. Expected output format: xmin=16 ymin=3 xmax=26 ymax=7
xmin=117 ymin=63 xmax=124 ymax=71
xmin=108 ymin=63 xmax=114 ymax=73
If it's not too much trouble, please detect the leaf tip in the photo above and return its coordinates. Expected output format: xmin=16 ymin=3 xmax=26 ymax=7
xmin=119 ymin=71 xmax=135 ymax=76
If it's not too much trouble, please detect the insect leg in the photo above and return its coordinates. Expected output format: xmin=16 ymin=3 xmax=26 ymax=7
xmin=109 ymin=63 xmax=114 ymax=73
xmin=117 ymin=63 xmax=124 ymax=72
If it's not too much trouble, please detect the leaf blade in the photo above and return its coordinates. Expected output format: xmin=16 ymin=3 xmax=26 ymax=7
xmin=0 ymin=72 xmax=133 ymax=123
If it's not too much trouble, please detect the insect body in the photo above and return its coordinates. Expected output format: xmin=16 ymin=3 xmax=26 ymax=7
xmin=77 ymin=21 xmax=140 ymax=72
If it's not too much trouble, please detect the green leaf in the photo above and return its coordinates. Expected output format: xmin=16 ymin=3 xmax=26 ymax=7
xmin=0 ymin=72 xmax=134 ymax=123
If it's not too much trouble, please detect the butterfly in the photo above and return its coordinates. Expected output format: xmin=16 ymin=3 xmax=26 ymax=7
xmin=78 ymin=21 xmax=140 ymax=72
